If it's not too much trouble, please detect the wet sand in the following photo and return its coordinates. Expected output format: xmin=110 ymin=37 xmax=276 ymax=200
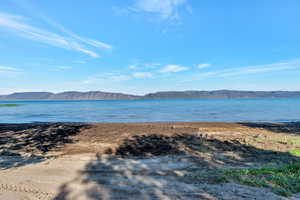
xmin=0 ymin=122 xmax=300 ymax=200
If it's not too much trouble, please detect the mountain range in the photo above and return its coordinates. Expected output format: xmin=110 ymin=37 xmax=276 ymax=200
xmin=1 ymin=90 xmax=300 ymax=100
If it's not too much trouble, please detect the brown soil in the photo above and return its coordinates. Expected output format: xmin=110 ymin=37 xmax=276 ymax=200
xmin=1 ymin=122 xmax=300 ymax=165
xmin=61 ymin=122 xmax=300 ymax=166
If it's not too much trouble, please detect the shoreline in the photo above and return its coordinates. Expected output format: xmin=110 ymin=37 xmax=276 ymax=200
xmin=1 ymin=120 xmax=300 ymax=127
xmin=1 ymin=121 xmax=300 ymax=155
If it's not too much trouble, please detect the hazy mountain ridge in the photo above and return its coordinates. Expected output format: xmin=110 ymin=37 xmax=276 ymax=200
xmin=0 ymin=91 xmax=139 ymax=100
xmin=1 ymin=90 xmax=300 ymax=100
xmin=143 ymin=90 xmax=300 ymax=99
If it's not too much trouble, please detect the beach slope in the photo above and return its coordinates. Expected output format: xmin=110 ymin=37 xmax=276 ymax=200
xmin=0 ymin=122 xmax=300 ymax=200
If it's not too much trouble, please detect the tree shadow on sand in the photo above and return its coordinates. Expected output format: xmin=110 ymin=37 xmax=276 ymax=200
xmin=54 ymin=134 xmax=300 ymax=200
xmin=0 ymin=123 xmax=87 ymax=169
xmin=239 ymin=122 xmax=300 ymax=135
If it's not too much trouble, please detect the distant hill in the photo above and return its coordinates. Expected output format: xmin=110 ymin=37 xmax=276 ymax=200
xmin=142 ymin=90 xmax=300 ymax=99
xmin=0 ymin=91 xmax=139 ymax=100
xmin=1 ymin=90 xmax=300 ymax=100
xmin=0 ymin=92 xmax=53 ymax=100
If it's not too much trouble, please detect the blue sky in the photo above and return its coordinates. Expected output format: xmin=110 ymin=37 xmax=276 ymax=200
xmin=1 ymin=0 xmax=300 ymax=95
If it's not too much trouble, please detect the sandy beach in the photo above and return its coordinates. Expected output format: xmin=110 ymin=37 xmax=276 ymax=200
xmin=0 ymin=122 xmax=300 ymax=200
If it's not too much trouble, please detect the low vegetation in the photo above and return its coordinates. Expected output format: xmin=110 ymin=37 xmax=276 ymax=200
xmin=222 ymin=162 xmax=300 ymax=197
xmin=290 ymin=149 xmax=300 ymax=157
xmin=0 ymin=104 xmax=23 ymax=107
xmin=253 ymin=135 xmax=300 ymax=146
xmin=243 ymin=134 xmax=300 ymax=154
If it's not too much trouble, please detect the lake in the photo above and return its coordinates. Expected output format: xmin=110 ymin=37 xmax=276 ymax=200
xmin=0 ymin=98 xmax=300 ymax=123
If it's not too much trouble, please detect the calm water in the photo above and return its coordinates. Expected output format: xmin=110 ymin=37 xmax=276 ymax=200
xmin=0 ymin=99 xmax=300 ymax=123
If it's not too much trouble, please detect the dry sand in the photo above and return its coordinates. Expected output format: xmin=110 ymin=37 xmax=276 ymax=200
xmin=0 ymin=122 xmax=300 ymax=200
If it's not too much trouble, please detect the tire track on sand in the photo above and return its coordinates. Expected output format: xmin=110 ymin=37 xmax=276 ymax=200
xmin=0 ymin=183 xmax=54 ymax=200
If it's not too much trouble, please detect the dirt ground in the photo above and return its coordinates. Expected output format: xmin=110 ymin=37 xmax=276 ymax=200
xmin=0 ymin=122 xmax=300 ymax=200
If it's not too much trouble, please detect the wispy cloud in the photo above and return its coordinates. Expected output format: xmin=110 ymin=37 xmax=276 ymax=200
xmin=197 ymin=63 xmax=211 ymax=69
xmin=132 ymin=72 xmax=153 ymax=78
xmin=159 ymin=64 xmax=189 ymax=73
xmin=82 ymin=73 xmax=131 ymax=84
xmin=0 ymin=13 xmax=112 ymax=57
xmin=0 ymin=66 xmax=18 ymax=71
xmin=116 ymin=0 xmax=190 ymax=24
xmin=128 ymin=65 xmax=138 ymax=69
xmin=57 ymin=66 xmax=72 ymax=70
xmin=193 ymin=60 xmax=300 ymax=80
xmin=128 ymin=62 xmax=161 ymax=70
xmin=10 ymin=0 xmax=112 ymax=51
xmin=135 ymin=0 xmax=186 ymax=20
xmin=82 ymin=69 xmax=156 ymax=85
xmin=0 ymin=65 xmax=21 ymax=76
xmin=74 ymin=60 xmax=87 ymax=64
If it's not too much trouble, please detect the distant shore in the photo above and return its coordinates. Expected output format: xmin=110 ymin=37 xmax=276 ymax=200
xmin=2 ymin=90 xmax=300 ymax=100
